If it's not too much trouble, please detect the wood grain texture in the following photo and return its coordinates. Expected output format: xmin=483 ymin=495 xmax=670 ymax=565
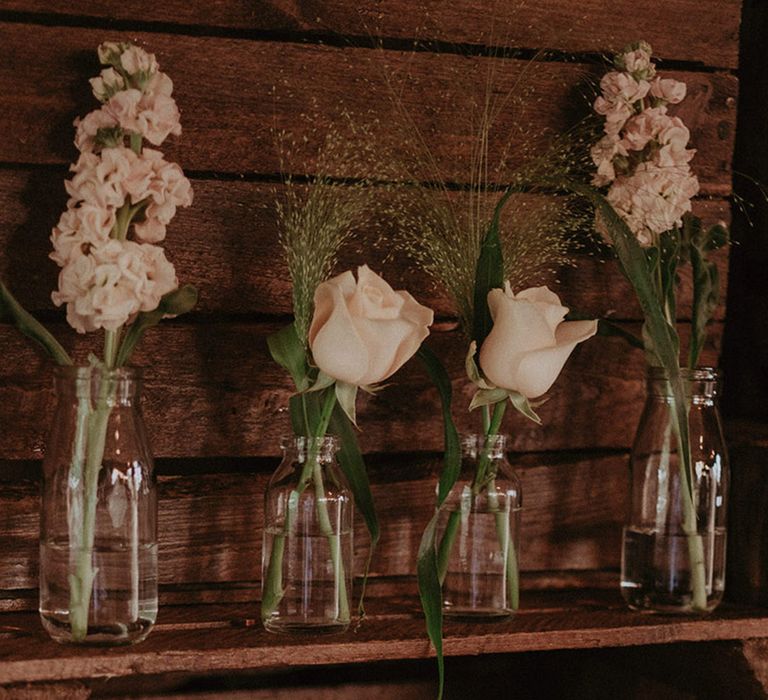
xmin=1 ymin=586 xmax=768 ymax=686
xmin=0 ymin=24 xmax=737 ymax=194
xmin=0 ymin=0 xmax=742 ymax=68
xmin=0 ymin=451 xmax=627 ymax=591
xmin=0 ymin=169 xmax=731 ymax=319
xmin=0 ymin=322 xmax=723 ymax=461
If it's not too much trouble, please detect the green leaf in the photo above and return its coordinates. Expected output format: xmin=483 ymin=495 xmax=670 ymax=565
xmin=329 ymin=405 xmax=379 ymax=616
xmin=289 ymin=392 xmax=322 ymax=437
xmin=0 ymin=282 xmax=72 ymax=366
xmin=334 ymin=381 xmax=358 ymax=426
xmin=415 ymin=344 xmax=461 ymax=699
xmin=306 ymin=370 xmax=336 ymax=393
xmin=508 ymin=391 xmax=542 ymax=424
xmin=472 ymin=220 xmax=504 ymax=348
xmin=115 ymin=285 xmax=198 ymax=367
xmin=329 ymin=405 xmax=379 ymax=545
xmin=567 ymin=182 xmax=693 ymax=502
xmin=266 ymin=322 xmax=310 ymax=392
xmin=567 ymin=311 xmax=644 ymax=350
xmin=416 ymin=345 xmax=460 ymax=507
xmin=469 ymin=387 xmax=509 ymax=411
xmin=658 ymin=229 xmax=680 ymax=325
xmin=416 ymin=513 xmax=445 ymax=700
xmin=688 ymin=244 xmax=720 ymax=369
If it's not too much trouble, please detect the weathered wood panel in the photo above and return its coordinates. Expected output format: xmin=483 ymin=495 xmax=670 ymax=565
xmin=0 ymin=451 xmax=627 ymax=591
xmin=0 ymin=322 xmax=722 ymax=461
xmin=2 ymin=586 xmax=768 ymax=687
xmin=0 ymin=169 xmax=731 ymax=319
xmin=0 ymin=24 xmax=737 ymax=194
xmin=0 ymin=0 xmax=742 ymax=69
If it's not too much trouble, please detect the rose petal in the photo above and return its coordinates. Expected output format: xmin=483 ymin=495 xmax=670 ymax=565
xmin=308 ymin=270 xmax=356 ymax=347
xmin=310 ymin=280 xmax=371 ymax=385
xmin=513 ymin=319 xmax=598 ymax=398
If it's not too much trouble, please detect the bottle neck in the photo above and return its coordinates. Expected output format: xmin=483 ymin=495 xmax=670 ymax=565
xmin=646 ymin=366 xmax=720 ymax=403
xmin=461 ymin=433 xmax=508 ymax=460
xmin=282 ymin=435 xmax=339 ymax=465
xmin=54 ymin=366 xmax=142 ymax=405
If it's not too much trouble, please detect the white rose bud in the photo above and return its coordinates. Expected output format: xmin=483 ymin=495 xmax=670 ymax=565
xmin=308 ymin=265 xmax=434 ymax=386
xmin=479 ymin=284 xmax=597 ymax=399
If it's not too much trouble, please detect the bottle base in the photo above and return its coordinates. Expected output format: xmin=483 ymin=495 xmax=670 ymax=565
xmin=262 ymin=618 xmax=350 ymax=635
xmin=40 ymin=613 xmax=155 ymax=645
xmin=620 ymin=588 xmax=722 ymax=615
xmin=443 ymin=606 xmax=515 ymax=621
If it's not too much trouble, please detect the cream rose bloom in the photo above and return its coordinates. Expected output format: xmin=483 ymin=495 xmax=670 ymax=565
xmin=308 ymin=265 xmax=434 ymax=386
xmin=478 ymin=284 xmax=597 ymax=399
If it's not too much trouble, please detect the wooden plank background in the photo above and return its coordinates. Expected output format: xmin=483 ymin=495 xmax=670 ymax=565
xmin=0 ymin=2 xmax=739 ymax=595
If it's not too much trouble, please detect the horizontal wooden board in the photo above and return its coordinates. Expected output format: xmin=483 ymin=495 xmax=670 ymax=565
xmin=0 ymin=1 xmax=742 ymax=69
xmin=1 ymin=586 xmax=768 ymax=686
xmin=0 ymin=451 xmax=627 ymax=591
xmin=0 ymin=24 xmax=737 ymax=193
xmin=0 ymin=321 xmax=723 ymax=460
xmin=0 ymin=170 xmax=731 ymax=319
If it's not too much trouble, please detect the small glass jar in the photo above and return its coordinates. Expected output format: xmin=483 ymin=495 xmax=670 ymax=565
xmin=39 ymin=366 xmax=158 ymax=645
xmin=261 ymin=436 xmax=353 ymax=634
xmin=436 ymin=433 xmax=522 ymax=619
xmin=621 ymin=367 xmax=729 ymax=614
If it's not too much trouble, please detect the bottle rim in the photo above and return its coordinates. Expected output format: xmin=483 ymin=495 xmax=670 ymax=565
xmin=53 ymin=365 xmax=143 ymax=381
xmin=279 ymin=434 xmax=340 ymax=452
xmin=646 ymin=366 xmax=719 ymax=381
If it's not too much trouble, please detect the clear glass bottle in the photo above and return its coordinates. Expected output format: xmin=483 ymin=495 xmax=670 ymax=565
xmin=621 ymin=367 xmax=729 ymax=613
xmin=39 ymin=366 xmax=158 ymax=645
xmin=436 ymin=433 xmax=522 ymax=619
xmin=261 ymin=436 xmax=353 ymax=634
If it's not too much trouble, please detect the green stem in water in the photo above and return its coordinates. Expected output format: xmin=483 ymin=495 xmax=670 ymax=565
xmin=262 ymin=388 xmax=351 ymax=624
xmin=665 ymin=393 xmax=707 ymax=611
xmin=436 ymin=401 xmax=511 ymax=595
xmin=68 ymin=373 xmax=115 ymax=641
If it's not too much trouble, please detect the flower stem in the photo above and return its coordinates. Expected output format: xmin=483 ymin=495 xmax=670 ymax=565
xmin=665 ymin=392 xmax=708 ymax=610
xmin=262 ymin=388 xmax=351 ymax=625
xmin=68 ymin=372 xmax=114 ymax=640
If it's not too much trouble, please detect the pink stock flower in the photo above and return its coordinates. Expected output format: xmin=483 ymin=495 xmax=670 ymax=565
xmin=599 ymin=71 xmax=650 ymax=104
xmin=50 ymin=205 xmax=116 ymax=266
xmin=119 ymin=45 xmax=159 ymax=76
xmin=52 ymin=239 xmax=178 ymax=333
xmin=606 ymin=164 xmax=699 ymax=247
xmin=650 ymin=77 xmax=687 ymax=105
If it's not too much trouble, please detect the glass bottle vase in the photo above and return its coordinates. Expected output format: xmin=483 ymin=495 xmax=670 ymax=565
xmin=621 ymin=367 xmax=729 ymax=614
xmin=261 ymin=436 xmax=353 ymax=634
xmin=436 ymin=433 xmax=522 ymax=619
xmin=39 ymin=366 xmax=158 ymax=645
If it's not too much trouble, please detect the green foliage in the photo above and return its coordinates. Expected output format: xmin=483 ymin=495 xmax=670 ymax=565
xmin=267 ymin=322 xmax=310 ymax=392
xmin=0 ymin=282 xmax=72 ymax=366
xmin=471 ymin=218 xmax=504 ymax=348
xmin=683 ymin=215 xmax=729 ymax=368
xmin=115 ymin=285 xmax=198 ymax=367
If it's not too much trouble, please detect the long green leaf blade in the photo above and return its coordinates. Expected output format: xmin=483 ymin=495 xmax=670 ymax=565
xmin=472 ymin=220 xmax=504 ymax=347
xmin=329 ymin=406 xmax=379 ymax=545
xmin=567 ymin=183 xmax=693 ymax=500
xmin=416 ymin=345 xmax=460 ymax=506
xmin=417 ymin=513 xmax=445 ymax=700
xmin=267 ymin=322 xmax=310 ymax=392
xmin=0 ymin=282 xmax=72 ymax=366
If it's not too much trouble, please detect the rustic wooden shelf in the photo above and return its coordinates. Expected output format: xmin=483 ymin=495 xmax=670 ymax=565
xmin=3 ymin=582 xmax=768 ymax=688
